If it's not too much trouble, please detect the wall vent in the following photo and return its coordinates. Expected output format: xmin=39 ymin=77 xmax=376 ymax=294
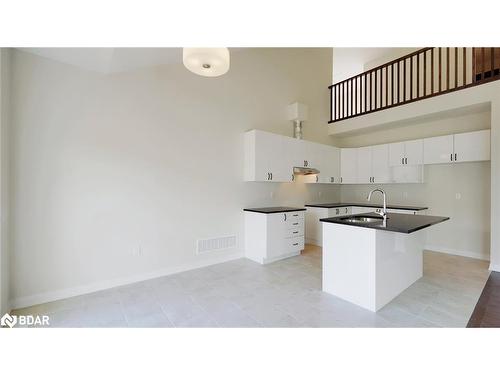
xmin=197 ymin=235 xmax=237 ymax=254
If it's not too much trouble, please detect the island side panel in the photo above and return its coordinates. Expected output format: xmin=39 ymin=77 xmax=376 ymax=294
xmin=375 ymin=230 xmax=425 ymax=310
xmin=322 ymin=223 xmax=377 ymax=311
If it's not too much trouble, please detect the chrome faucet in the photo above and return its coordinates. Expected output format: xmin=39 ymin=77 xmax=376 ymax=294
xmin=367 ymin=188 xmax=387 ymax=226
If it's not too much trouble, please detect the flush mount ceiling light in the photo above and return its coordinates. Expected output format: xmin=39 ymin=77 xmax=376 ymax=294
xmin=182 ymin=48 xmax=230 ymax=77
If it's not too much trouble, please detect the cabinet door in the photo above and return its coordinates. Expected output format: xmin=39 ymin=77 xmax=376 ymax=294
xmin=423 ymin=135 xmax=454 ymax=165
xmin=330 ymin=146 xmax=341 ymax=184
xmin=317 ymin=144 xmax=340 ymax=184
xmin=340 ymin=148 xmax=358 ymax=184
xmin=253 ymin=130 xmax=278 ymax=181
xmin=303 ymin=140 xmax=321 ymax=169
xmin=283 ymin=136 xmax=304 ymax=182
xmin=356 ymin=146 xmax=372 ymax=184
xmin=388 ymin=142 xmax=405 ymax=167
xmin=371 ymin=144 xmax=391 ymax=183
xmin=454 ymin=129 xmax=490 ymax=163
xmin=266 ymin=213 xmax=287 ymax=258
xmin=404 ymin=139 xmax=424 ymax=165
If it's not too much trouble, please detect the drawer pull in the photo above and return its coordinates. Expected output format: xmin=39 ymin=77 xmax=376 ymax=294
xmin=292 ymin=222 xmax=299 ymax=225
xmin=293 ymin=231 xmax=298 ymax=234
xmin=293 ymin=243 xmax=299 ymax=246
xmin=293 ymin=214 xmax=299 ymax=217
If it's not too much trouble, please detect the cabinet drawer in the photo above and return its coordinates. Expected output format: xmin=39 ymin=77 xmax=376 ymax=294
xmin=285 ymin=211 xmax=304 ymax=220
xmin=286 ymin=218 xmax=304 ymax=229
xmin=286 ymin=226 xmax=304 ymax=238
xmin=286 ymin=237 xmax=304 ymax=252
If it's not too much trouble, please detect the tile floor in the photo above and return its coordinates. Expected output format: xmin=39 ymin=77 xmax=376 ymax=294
xmin=13 ymin=245 xmax=490 ymax=327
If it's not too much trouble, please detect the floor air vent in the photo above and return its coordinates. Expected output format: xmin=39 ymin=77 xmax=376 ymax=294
xmin=197 ymin=235 xmax=236 ymax=253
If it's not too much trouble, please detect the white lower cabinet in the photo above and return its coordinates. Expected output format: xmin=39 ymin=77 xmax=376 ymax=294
xmin=245 ymin=210 xmax=305 ymax=264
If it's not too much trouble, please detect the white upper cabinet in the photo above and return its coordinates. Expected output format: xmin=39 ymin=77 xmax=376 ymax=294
xmin=423 ymin=130 xmax=490 ymax=165
xmin=245 ymin=129 xmax=490 ymax=184
xmin=388 ymin=142 xmax=405 ymax=167
xmin=340 ymin=148 xmax=358 ymax=184
xmin=371 ymin=144 xmax=391 ymax=183
xmin=356 ymin=146 xmax=372 ymax=184
xmin=305 ymin=143 xmax=340 ymax=184
xmin=423 ymin=135 xmax=454 ymax=165
xmin=389 ymin=139 xmax=423 ymax=166
xmin=453 ymin=129 xmax=490 ymax=163
xmin=405 ymin=139 xmax=424 ymax=165
xmin=244 ymin=130 xmax=289 ymax=182
xmin=356 ymin=145 xmax=390 ymax=184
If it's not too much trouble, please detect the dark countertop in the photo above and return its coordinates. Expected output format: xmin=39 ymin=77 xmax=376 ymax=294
xmin=320 ymin=213 xmax=449 ymax=234
xmin=305 ymin=202 xmax=428 ymax=211
xmin=243 ymin=206 xmax=306 ymax=214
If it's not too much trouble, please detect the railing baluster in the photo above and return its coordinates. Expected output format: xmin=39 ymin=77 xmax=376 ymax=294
xmin=370 ymin=72 xmax=373 ymax=111
xmin=472 ymin=47 xmax=476 ymax=83
xmin=364 ymin=74 xmax=367 ymax=113
xmin=397 ymin=61 xmax=400 ymax=103
xmin=385 ymin=67 xmax=388 ymax=106
xmin=417 ymin=52 xmax=420 ymax=98
xmin=491 ymin=47 xmax=495 ymax=79
xmin=439 ymin=47 xmax=442 ymax=91
xmin=330 ymin=88 xmax=333 ymax=122
xmin=379 ymin=69 xmax=382 ymax=108
xmin=455 ymin=48 xmax=458 ymax=88
xmin=431 ymin=49 xmax=434 ymax=94
xmin=390 ymin=64 xmax=393 ymax=104
xmin=463 ymin=48 xmax=466 ymax=86
xmin=424 ymin=51 xmax=427 ymax=96
xmin=403 ymin=58 xmax=406 ymax=100
xmin=447 ymin=47 xmax=450 ymax=89
xmin=374 ymin=71 xmax=378 ymax=109
xmin=482 ymin=47 xmax=485 ymax=81
xmin=410 ymin=56 xmax=413 ymax=99
xmin=354 ymin=77 xmax=357 ymax=115
xmin=350 ymin=79 xmax=353 ymax=116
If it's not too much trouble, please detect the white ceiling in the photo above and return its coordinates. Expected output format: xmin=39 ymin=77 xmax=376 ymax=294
xmin=18 ymin=48 xmax=184 ymax=74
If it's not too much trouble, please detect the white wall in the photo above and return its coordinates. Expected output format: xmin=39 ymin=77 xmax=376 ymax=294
xmin=0 ymin=48 xmax=11 ymax=315
xmin=10 ymin=48 xmax=339 ymax=308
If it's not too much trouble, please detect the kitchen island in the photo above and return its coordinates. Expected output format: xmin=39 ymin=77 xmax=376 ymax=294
xmin=320 ymin=212 xmax=449 ymax=312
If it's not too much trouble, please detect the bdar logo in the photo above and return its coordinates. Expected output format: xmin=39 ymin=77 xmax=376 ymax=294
xmin=1 ymin=313 xmax=17 ymax=328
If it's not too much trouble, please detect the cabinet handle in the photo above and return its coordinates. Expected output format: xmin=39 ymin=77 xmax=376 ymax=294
xmin=454 ymin=153 xmax=457 ymax=161
xmin=293 ymin=214 xmax=299 ymax=217
xmin=293 ymin=222 xmax=299 ymax=225
xmin=340 ymin=177 xmax=343 ymax=183
xmin=284 ymin=213 xmax=287 ymax=221
xmin=402 ymin=157 xmax=404 ymax=165
xmin=336 ymin=209 xmax=339 ymax=214
xmin=293 ymin=243 xmax=299 ymax=246
xmin=270 ymin=172 xmax=273 ymax=180
xmin=291 ymin=174 xmax=294 ymax=181
xmin=405 ymin=157 xmax=408 ymax=164
xmin=316 ymin=175 xmax=318 ymax=182
xmin=450 ymin=153 xmax=453 ymax=161
xmin=293 ymin=231 xmax=298 ymax=234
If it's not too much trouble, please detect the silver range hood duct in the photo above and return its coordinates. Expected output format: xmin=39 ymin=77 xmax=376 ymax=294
xmin=293 ymin=166 xmax=320 ymax=175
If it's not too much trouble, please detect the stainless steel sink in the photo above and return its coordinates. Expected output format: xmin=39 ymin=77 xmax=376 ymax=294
xmin=340 ymin=216 xmax=384 ymax=224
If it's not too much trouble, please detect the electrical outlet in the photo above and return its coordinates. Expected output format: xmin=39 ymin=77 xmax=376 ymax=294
xmin=455 ymin=193 xmax=461 ymax=200
xmin=403 ymin=192 xmax=408 ymax=199
xmin=270 ymin=191 xmax=274 ymax=199
xmin=132 ymin=246 xmax=143 ymax=256
xmin=318 ymin=191 xmax=322 ymax=198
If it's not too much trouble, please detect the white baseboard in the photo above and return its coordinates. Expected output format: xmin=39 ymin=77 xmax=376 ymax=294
xmin=11 ymin=252 xmax=243 ymax=310
xmin=489 ymin=263 xmax=500 ymax=272
xmin=425 ymin=244 xmax=489 ymax=261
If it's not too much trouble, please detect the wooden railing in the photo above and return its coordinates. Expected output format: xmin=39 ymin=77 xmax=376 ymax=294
xmin=329 ymin=47 xmax=500 ymax=123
